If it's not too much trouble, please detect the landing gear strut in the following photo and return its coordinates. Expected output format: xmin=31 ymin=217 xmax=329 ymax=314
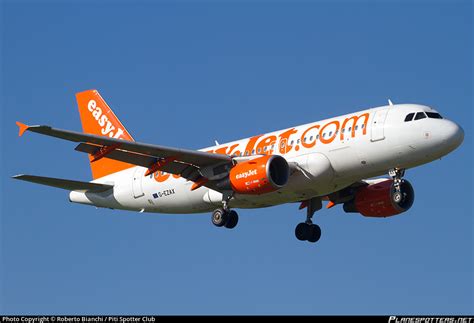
xmin=295 ymin=197 xmax=322 ymax=243
xmin=389 ymin=168 xmax=405 ymax=203
xmin=211 ymin=191 xmax=239 ymax=229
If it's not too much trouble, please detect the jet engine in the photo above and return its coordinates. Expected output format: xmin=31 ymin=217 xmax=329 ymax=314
xmin=227 ymin=155 xmax=290 ymax=194
xmin=343 ymin=179 xmax=415 ymax=217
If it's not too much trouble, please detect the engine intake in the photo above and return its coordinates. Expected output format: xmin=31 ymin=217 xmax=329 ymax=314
xmin=228 ymin=155 xmax=289 ymax=194
xmin=343 ymin=179 xmax=415 ymax=217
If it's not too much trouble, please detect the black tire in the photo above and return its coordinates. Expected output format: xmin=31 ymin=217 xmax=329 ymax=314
xmin=307 ymin=224 xmax=321 ymax=243
xmin=212 ymin=209 xmax=228 ymax=227
xmin=295 ymin=222 xmax=310 ymax=241
xmin=224 ymin=210 xmax=239 ymax=229
xmin=392 ymin=192 xmax=403 ymax=204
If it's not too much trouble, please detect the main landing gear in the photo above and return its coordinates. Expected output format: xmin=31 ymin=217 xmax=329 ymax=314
xmin=211 ymin=191 xmax=238 ymax=229
xmin=295 ymin=197 xmax=322 ymax=243
xmin=212 ymin=208 xmax=239 ymax=229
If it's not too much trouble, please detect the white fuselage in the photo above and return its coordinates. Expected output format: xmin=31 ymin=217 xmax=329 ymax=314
xmin=69 ymin=104 xmax=464 ymax=214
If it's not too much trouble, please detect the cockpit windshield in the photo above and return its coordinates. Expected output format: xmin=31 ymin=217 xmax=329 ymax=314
xmin=404 ymin=113 xmax=415 ymax=122
xmin=404 ymin=111 xmax=443 ymax=122
xmin=414 ymin=112 xmax=426 ymax=120
xmin=426 ymin=112 xmax=443 ymax=119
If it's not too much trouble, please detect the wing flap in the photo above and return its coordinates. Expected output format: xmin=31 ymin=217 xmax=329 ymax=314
xmin=12 ymin=174 xmax=113 ymax=193
xmin=74 ymin=143 xmax=200 ymax=181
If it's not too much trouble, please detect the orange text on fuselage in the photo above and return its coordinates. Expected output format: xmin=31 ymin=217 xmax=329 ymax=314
xmin=208 ymin=112 xmax=369 ymax=156
xmin=154 ymin=112 xmax=370 ymax=183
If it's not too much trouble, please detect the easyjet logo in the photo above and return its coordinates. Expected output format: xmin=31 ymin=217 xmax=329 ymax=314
xmin=235 ymin=169 xmax=257 ymax=179
xmin=87 ymin=100 xmax=125 ymax=139
xmin=207 ymin=112 xmax=370 ymax=157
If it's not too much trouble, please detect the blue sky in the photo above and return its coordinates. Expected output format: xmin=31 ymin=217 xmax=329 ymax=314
xmin=1 ymin=0 xmax=472 ymax=315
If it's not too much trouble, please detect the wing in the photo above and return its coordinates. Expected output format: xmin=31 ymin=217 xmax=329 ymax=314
xmin=12 ymin=174 xmax=113 ymax=193
xmin=17 ymin=122 xmax=232 ymax=188
xmin=17 ymin=123 xmax=230 ymax=166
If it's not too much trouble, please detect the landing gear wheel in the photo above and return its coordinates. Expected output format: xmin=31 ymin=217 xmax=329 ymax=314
xmin=392 ymin=191 xmax=403 ymax=204
xmin=307 ymin=224 xmax=321 ymax=243
xmin=224 ymin=210 xmax=239 ymax=229
xmin=295 ymin=222 xmax=310 ymax=241
xmin=295 ymin=223 xmax=321 ymax=242
xmin=212 ymin=209 xmax=228 ymax=227
xmin=295 ymin=197 xmax=323 ymax=243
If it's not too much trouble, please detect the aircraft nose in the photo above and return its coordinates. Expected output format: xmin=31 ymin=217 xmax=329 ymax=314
xmin=443 ymin=120 xmax=464 ymax=150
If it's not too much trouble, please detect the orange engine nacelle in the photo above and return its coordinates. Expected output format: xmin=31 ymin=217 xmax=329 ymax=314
xmin=229 ymin=155 xmax=289 ymax=194
xmin=343 ymin=179 xmax=415 ymax=217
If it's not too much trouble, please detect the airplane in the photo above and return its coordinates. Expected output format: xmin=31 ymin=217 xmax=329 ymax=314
xmin=13 ymin=90 xmax=464 ymax=243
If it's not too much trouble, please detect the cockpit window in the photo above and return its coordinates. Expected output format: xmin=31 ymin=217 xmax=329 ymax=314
xmin=404 ymin=113 xmax=415 ymax=122
xmin=426 ymin=112 xmax=443 ymax=119
xmin=414 ymin=112 xmax=427 ymax=120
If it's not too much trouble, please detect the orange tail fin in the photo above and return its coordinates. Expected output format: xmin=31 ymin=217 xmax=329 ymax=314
xmin=76 ymin=89 xmax=135 ymax=180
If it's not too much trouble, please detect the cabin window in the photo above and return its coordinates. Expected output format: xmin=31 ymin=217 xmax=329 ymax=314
xmin=329 ymin=131 xmax=332 ymax=136
xmin=290 ymin=140 xmax=294 ymax=146
xmin=309 ymin=136 xmax=313 ymax=141
xmin=426 ymin=112 xmax=443 ymax=119
xmin=252 ymin=149 xmax=255 ymax=154
xmin=245 ymin=151 xmax=249 ymax=156
xmin=316 ymin=134 xmax=319 ymax=139
xmin=257 ymin=148 xmax=261 ymax=153
xmin=414 ymin=112 xmax=427 ymax=120
xmin=404 ymin=113 xmax=415 ymax=122
xmin=297 ymin=139 xmax=301 ymax=144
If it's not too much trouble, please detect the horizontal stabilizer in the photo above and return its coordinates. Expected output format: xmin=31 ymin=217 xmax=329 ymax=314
xmin=12 ymin=174 xmax=113 ymax=193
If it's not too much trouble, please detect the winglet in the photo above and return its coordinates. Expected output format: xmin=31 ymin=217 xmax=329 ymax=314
xmin=16 ymin=121 xmax=29 ymax=137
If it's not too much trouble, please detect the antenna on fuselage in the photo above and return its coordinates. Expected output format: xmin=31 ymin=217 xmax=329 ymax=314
xmin=388 ymin=99 xmax=394 ymax=106
xmin=214 ymin=140 xmax=220 ymax=146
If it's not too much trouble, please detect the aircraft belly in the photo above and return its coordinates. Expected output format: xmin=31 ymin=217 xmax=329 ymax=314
xmin=140 ymin=176 xmax=209 ymax=214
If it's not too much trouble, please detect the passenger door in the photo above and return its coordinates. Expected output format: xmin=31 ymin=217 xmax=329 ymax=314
xmin=371 ymin=109 xmax=389 ymax=142
xmin=132 ymin=167 xmax=145 ymax=198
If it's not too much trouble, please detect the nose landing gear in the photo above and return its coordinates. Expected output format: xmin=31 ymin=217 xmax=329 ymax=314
xmin=389 ymin=168 xmax=406 ymax=201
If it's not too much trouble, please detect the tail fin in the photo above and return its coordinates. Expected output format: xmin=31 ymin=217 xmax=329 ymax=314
xmin=76 ymin=89 xmax=135 ymax=180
